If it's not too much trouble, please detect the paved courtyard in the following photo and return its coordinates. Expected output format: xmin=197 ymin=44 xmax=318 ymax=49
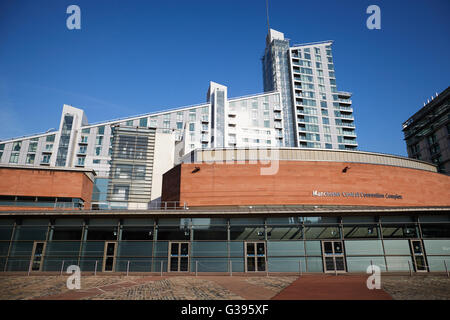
xmin=0 ymin=274 xmax=448 ymax=300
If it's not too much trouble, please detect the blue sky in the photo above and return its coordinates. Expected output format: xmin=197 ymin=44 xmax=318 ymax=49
xmin=0 ymin=0 xmax=449 ymax=156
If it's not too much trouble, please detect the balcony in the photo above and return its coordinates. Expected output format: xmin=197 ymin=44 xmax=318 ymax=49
xmin=274 ymin=123 xmax=283 ymax=129
xmin=274 ymin=114 xmax=282 ymax=121
xmin=339 ymin=122 xmax=355 ymax=128
xmin=338 ymin=98 xmax=352 ymax=104
xmin=342 ymin=130 xmax=357 ymax=137
xmin=336 ymin=114 xmax=354 ymax=120
xmin=201 ymin=135 xmax=209 ymax=142
xmin=273 ymin=105 xmax=282 ymax=111
xmin=339 ymin=106 xmax=353 ymax=112
xmin=343 ymin=139 xmax=358 ymax=145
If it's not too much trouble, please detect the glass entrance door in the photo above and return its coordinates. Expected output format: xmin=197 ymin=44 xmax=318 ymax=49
xmin=30 ymin=242 xmax=46 ymax=271
xmin=322 ymin=241 xmax=346 ymax=273
xmin=245 ymin=242 xmax=266 ymax=272
xmin=410 ymin=240 xmax=428 ymax=272
xmin=103 ymin=242 xmax=117 ymax=272
xmin=169 ymin=242 xmax=189 ymax=272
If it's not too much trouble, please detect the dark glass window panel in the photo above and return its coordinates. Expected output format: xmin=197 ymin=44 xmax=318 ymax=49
xmin=104 ymin=257 xmax=114 ymax=271
xmin=171 ymin=243 xmax=179 ymax=256
xmin=266 ymin=226 xmax=303 ymax=240
xmin=256 ymin=243 xmax=265 ymax=255
xmin=343 ymin=225 xmax=379 ymax=239
xmin=52 ymin=228 xmax=82 ymax=240
xmin=192 ymin=226 xmax=227 ymax=240
xmin=421 ymin=224 xmax=450 ymax=238
xmin=415 ymin=256 xmax=427 ymax=271
xmin=180 ymin=243 xmax=188 ymax=256
xmin=257 ymin=257 xmax=266 ymax=271
xmin=324 ymin=242 xmax=333 ymax=254
xmin=86 ymin=227 xmax=117 ymax=240
xmin=382 ymin=225 xmax=418 ymax=238
xmin=412 ymin=241 xmax=423 ymax=254
xmin=0 ymin=227 xmax=13 ymax=240
xmin=158 ymin=227 xmax=190 ymax=241
xmin=325 ymin=257 xmax=335 ymax=271
xmin=246 ymin=243 xmax=255 ymax=255
xmin=304 ymin=226 xmax=340 ymax=239
xmin=170 ymin=258 xmax=178 ymax=271
xmin=106 ymin=243 xmax=115 ymax=256
xmin=334 ymin=242 xmax=343 ymax=254
xmin=180 ymin=257 xmax=188 ymax=271
xmin=335 ymin=257 xmax=345 ymax=271
xmin=230 ymin=227 xmax=265 ymax=240
xmin=121 ymin=227 xmax=154 ymax=240
xmin=14 ymin=226 xmax=48 ymax=241
xmin=247 ymin=257 xmax=255 ymax=271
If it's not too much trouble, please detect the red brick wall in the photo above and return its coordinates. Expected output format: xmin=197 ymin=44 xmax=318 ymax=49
xmin=162 ymin=161 xmax=450 ymax=207
xmin=0 ymin=168 xmax=94 ymax=209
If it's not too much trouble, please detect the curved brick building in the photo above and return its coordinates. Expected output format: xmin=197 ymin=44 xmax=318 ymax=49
xmin=0 ymin=148 xmax=449 ymax=275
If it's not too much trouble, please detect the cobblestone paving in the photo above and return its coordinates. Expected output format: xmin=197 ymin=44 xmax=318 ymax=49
xmin=245 ymin=276 xmax=297 ymax=292
xmin=382 ymin=275 xmax=450 ymax=300
xmin=86 ymin=277 xmax=244 ymax=300
xmin=0 ymin=275 xmax=291 ymax=300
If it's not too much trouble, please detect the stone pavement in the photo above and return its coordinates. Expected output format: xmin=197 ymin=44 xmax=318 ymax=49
xmin=0 ymin=275 xmax=295 ymax=300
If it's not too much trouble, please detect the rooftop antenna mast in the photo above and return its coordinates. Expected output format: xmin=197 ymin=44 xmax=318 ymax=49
xmin=266 ymin=0 xmax=270 ymax=34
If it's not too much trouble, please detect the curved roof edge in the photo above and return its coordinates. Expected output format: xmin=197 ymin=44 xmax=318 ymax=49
xmin=181 ymin=147 xmax=438 ymax=173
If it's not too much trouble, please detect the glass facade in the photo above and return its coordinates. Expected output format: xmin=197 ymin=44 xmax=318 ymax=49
xmin=1 ymin=214 xmax=448 ymax=273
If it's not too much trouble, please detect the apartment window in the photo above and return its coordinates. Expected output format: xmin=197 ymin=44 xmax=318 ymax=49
xmin=12 ymin=141 xmax=21 ymax=152
xmin=325 ymin=134 xmax=332 ymax=143
xmin=264 ymin=120 xmax=270 ymax=128
xmin=28 ymin=142 xmax=38 ymax=152
xmin=329 ymin=71 xmax=335 ymax=78
xmin=46 ymin=135 xmax=55 ymax=142
xmin=202 ymin=143 xmax=208 ymax=149
xmin=150 ymin=118 xmax=157 ymax=127
xmin=189 ymin=123 xmax=195 ymax=132
xmin=26 ymin=154 xmax=35 ymax=164
xmin=427 ymin=134 xmax=437 ymax=145
xmin=318 ymin=70 xmax=323 ymax=76
xmin=80 ymin=136 xmax=88 ymax=143
xmin=126 ymin=120 xmax=133 ymax=126
xmin=189 ymin=113 xmax=196 ymax=121
xmin=328 ymin=64 xmax=334 ymax=70
xmin=0 ymin=144 xmax=4 ymax=151
xmin=321 ymin=109 xmax=328 ymax=116
xmin=96 ymin=136 xmax=103 ymax=145
xmin=77 ymin=157 xmax=85 ymax=166
xmin=82 ymin=128 xmax=90 ymax=134
xmin=139 ymin=118 xmax=148 ymax=127
xmin=314 ymin=47 xmax=320 ymax=54
xmin=163 ymin=121 xmax=170 ymax=129
xmin=95 ymin=147 xmax=102 ymax=156
xmin=325 ymin=143 xmax=332 ymax=149
xmin=45 ymin=144 xmax=53 ymax=151
xmin=9 ymin=152 xmax=19 ymax=163
xmin=316 ymin=62 xmax=322 ymax=69
xmin=322 ymin=118 xmax=329 ymax=125
xmin=41 ymin=154 xmax=51 ymax=164
xmin=97 ymin=126 xmax=105 ymax=135
xmin=176 ymin=122 xmax=183 ymax=129
xmin=176 ymin=112 xmax=183 ymax=121
xmin=93 ymin=159 xmax=101 ymax=164
xmin=304 ymin=53 xmax=311 ymax=60
xmin=323 ymin=126 xmax=331 ymax=133
xmin=190 ymin=144 xmax=195 ymax=149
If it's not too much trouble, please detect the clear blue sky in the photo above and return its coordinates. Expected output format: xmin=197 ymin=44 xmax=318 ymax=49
xmin=0 ymin=0 xmax=449 ymax=156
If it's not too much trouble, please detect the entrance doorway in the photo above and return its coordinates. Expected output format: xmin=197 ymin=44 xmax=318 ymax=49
xmin=30 ymin=241 xmax=46 ymax=271
xmin=410 ymin=240 xmax=428 ymax=272
xmin=245 ymin=242 xmax=266 ymax=272
xmin=322 ymin=240 xmax=346 ymax=273
xmin=169 ymin=242 xmax=189 ymax=272
xmin=103 ymin=242 xmax=117 ymax=272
